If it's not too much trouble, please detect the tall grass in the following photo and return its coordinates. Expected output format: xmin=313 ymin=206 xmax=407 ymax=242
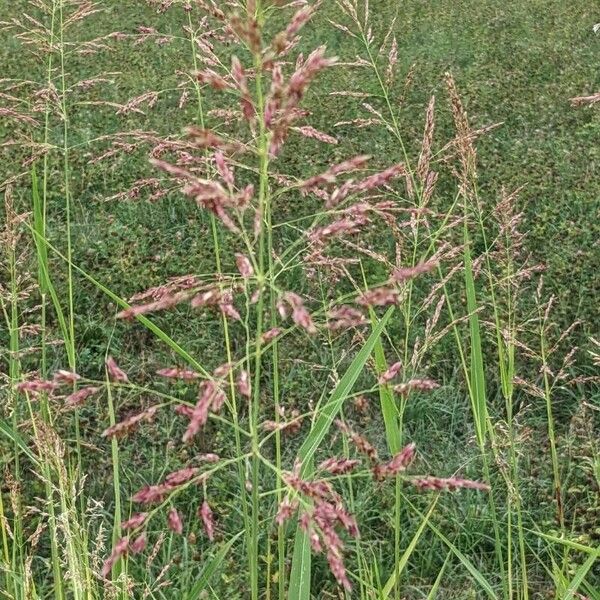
xmin=1 ymin=1 xmax=598 ymax=598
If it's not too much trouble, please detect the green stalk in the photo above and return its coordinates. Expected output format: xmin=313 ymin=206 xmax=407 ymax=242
xmin=262 ymin=67 xmax=284 ymax=600
xmin=184 ymin=10 xmax=253 ymax=597
xmin=247 ymin=5 xmax=272 ymax=598
xmin=288 ymin=308 xmax=394 ymax=599
xmin=0 ymin=490 xmax=11 ymax=597
xmin=500 ymin=225 xmax=529 ymax=600
xmin=40 ymin=0 xmax=57 ymax=382
xmin=539 ymin=307 xmax=564 ymax=531
xmin=106 ymin=376 xmax=124 ymax=592
xmin=55 ymin=3 xmax=96 ymax=592
xmin=361 ymin=38 xmax=408 ymax=600
xmin=463 ymin=222 xmax=506 ymax=593
xmin=211 ymin=212 xmax=255 ymax=591
xmin=437 ymin=221 xmax=506 ymax=598
xmin=56 ymin=476 xmax=84 ymax=600
xmin=269 ymin=232 xmax=285 ymax=600
xmin=360 ymin=258 xmax=404 ymax=600
xmin=19 ymin=168 xmax=65 ymax=600
xmin=4 ymin=191 xmax=22 ymax=600
xmin=57 ymin=0 xmax=76 ymax=370
xmin=319 ymin=277 xmax=365 ymax=597
xmin=250 ymin=100 xmax=269 ymax=600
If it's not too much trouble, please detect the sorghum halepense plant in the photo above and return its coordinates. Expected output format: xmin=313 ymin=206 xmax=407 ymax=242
xmin=8 ymin=0 xmax=494 ymax=596
xmin=105 ymin=0 xmax=491 ymax=594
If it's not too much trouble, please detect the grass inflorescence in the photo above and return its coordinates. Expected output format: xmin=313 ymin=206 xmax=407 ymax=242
xmin=1 ymin=1 xmax=599 ymax=598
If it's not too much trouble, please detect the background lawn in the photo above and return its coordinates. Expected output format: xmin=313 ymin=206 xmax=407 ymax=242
xmin=1 ymin=0 xmax=599 ymax=598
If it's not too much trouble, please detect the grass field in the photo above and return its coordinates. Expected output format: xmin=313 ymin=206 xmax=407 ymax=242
xmin=1 ymin=1 xmax=599 ymax=598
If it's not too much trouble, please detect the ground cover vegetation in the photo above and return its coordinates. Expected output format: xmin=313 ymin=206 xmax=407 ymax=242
xmin=1 ymin=1 xmax=599 ymax=598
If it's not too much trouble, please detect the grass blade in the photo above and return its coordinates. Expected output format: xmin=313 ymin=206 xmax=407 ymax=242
xmin=370 ymin=309 xmax=401 ymax=454
xmin=381 ymin=496 xmax=438 ymax=597
xmin=426 ymin=552 xmax=451 ymax=600
xmin=563 ymin=552 xmax=600 ymax=600
xmin=288 ymin=524 xmax=313 ymax=600
xmin=288 ymin=307 xmax=394 ymax=599
xmin=0 ymin=419 xmax=39 ymax=467
xmin=296 ymin=306 xmax=394 ymax=473
xmin=184 ymin=533 xmax=242 ymax=599
xmin=463 ymin=233 xmax=488 ymax=446
xmin=31 ymin=168 xmax=74 ymax=367
xmin=531 ymin=530 xmax=600 ymax=555
xmin=404 ymin=494 xmax=498 ymax=600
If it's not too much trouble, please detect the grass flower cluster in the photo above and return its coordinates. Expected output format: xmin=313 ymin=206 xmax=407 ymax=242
xmin=1 ymin=1 xmax=598 ymax=599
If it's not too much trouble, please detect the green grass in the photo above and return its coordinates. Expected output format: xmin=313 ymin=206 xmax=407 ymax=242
xmin=1 ymin=0 xmax=599 ymax=598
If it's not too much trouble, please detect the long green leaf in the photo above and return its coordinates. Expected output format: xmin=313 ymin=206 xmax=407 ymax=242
xmin=563 ymin=551 xmax=600 ymax=600
xmin=534 ymin=530 xmax=600 ymax=600
xmin=426 ymin=552 xmax=451 ymax=600
xmin=381 ymin=497 xmax=438 ymax=597
xmin=31 ymin=167 xmax=48 ymax=292
xmin=404 ymin=494 xmax=497 ymax=599
xmin=370 ymin=310 xmax=401 ymax=454
xmin=288 ymin=307 xmax=394 ymax=599
xmin=0 ymin=420 xmax=39 ymax=467
xmin=185 ymin=533 xmax=241 ymax=599
xmin=288 ymin=524 xmax=312 ymax=600
xmin=296 ymin=306 xmax=394 ymax=472
xmin=31 ymin=167 xmax=74 ymax=366
xmin=463 ymin=233 xmax=488 ymax=446
xmin=531 ymin=529 xmax=599 ymax=556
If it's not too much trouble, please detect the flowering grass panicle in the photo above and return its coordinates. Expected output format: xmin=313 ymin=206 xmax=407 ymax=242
xmin=2 ymin=0 xmax=595 ymax=598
